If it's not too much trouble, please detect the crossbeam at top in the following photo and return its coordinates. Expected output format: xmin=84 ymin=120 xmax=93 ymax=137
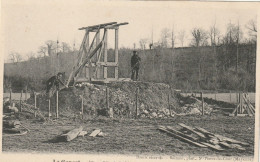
xmin=78 ymin=22 xmax=129 ymax=31
xmin=78 ymin=22 xmax=117 ymax=30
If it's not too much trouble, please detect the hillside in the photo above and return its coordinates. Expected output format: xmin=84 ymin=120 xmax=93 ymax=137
xmin=4 ymin=44 xmax=256 ymax=92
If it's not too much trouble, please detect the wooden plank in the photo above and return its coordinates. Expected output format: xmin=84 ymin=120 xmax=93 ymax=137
xmin=178 ymin=123 xmax=206 ymax=139
xmin=61 ymin=126 xmax=83 ymax=141
xmin=195 ymin=126 xmax=250 ymax=147
xmin=79 ymin=22 xmax=117 ymax=30
xmin=237 ymin=114 xmax=248 ymax=117
xmin=115 ymin=28 xmax=119 ymax=79
xmin=200 ymin=142 xmax=224 ymax=151
xmin=89 ymin=129 xmax=101 ymax=137
xmin=214 ymin=134 xmax=249 ymax=146
xmin=158 ymin=126 xmax=207 ymax=148
xmin=104 ymin=30 xmax=108 ymax=79
xmin=96 ymin=62 xmax=118 ymax=66
xmin=78 ymin=131 xmax=88 ymax=137
xmin=166 ymin=126 xmax=198 ymax=141
xmin=195 ymin=127 xmax=214 ymax=136
xmin=105 ymin=22 xmax=129 ymax=29
xmin=219 ymin=142 xmax=245 ymax=151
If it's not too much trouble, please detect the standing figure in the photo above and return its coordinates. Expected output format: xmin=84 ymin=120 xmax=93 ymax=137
xmin=46 ymin=72 xmax=65 ymax=94
xmin=131 ymin=51 xmax=141 ymax=81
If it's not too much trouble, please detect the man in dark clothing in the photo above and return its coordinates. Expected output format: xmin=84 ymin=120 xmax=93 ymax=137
xmin=131 ymin=50 xmax=141 ymax=81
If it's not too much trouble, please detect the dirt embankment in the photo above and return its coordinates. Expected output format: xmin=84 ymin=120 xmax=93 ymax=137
xmin=27 ymin=82 xmax=185 ymax=118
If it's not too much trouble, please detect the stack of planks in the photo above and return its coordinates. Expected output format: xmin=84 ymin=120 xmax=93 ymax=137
xmin=58 ymin=127 xmax=106 ymax=142
xmin=158 ymin=123 xmax=249 ymax=151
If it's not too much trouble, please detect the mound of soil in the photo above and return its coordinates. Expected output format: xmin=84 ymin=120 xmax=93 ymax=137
xmin=27 ymin=82 xmax=183 ymax=118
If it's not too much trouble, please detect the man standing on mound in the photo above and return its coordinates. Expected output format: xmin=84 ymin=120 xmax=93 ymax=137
xmin=131 ymin=50 xmax=141 ymax=81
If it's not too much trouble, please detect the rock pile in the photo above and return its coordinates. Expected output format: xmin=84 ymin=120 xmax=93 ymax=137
xmin=178 ymin=96 xmax=213 ymax=115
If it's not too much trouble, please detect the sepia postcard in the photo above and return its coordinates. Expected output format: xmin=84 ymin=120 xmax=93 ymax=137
xmin=0 ymin=0 xmax=259 ymax=162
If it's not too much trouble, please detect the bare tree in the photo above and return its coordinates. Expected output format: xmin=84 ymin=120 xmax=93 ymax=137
xmin=139 ymin=38 xmax=148 ymax=50
xmin=38 ymin=46 xmax=47 ymax=57
xmin=177 ymin=30 xmax=186 ymax=47
xmin=209 ymin=22 xmax=220 ymax=46
xmin=160 ymin=28 xmax=171 ymax=48
xmin=171 ymin=28 xmax=176 ymax=48
xmin=45 ymin=40 xmax=56 ymax=56
xmin=61 ymin=42 xmax=71 ymax=53
xmin=9 ymin=52 xmax=16 ymax=63
xmin=191 ymin=28 xmax=208 ymax=47
xmin=15 ymin=53 xmax=23 ymax=62
xmin=246 ymin=19 xmax=257 ymax=43
xmin=9 ymin=52 xmax=23 ymax=63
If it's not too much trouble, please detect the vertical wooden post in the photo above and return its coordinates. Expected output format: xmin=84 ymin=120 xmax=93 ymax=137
xmin=201 ymin=92 xmax=204 ymax=115
xmin=85 ymin=30 xmax=90 ymax=80
xmin=104 ymin=29 xmax=108 ymax=79
xmin=168 ymin=89 xmax=171 ymax=116
xmin=20 ymin=90 xmax=23 ymax=112
xmin=115 ymin=27 xmax=119 ymax=79
xmin=96 ymin=30 xmax=100 ymax=79
xmin=240 ymin=92 xmax=243 ymax=114
xmin=106 ymin=87 xmax=112 ymax=117
xmin=236 ymin=93 xmax=239 ymax=104
xmin=56 ymin=91 xmax=59 ymax=119
xmin=34 ymin=92 xmax=37 ymax=117
xmin=136 ymin=87 xmax=139 ymax=118
xmin=25 ymin=86 xmax=27 ymax=100
xmin=48 ymin=99 xmax=51 ymax=119
xmin=81 ymin=92 xmax=84 ymax=119
xmin=229 ymin=91 xmax=232 ymax=103
xmin=9 ymin=88 xmax=12 ymax=106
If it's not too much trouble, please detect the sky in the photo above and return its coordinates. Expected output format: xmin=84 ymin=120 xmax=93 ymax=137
xmin=1 ymin=0 xmax=258 ymax=62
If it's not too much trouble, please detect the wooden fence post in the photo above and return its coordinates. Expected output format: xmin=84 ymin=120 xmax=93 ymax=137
xmin=201 ymin=92 xmax=204 ymax=115
xmin=34 ymin=92 xmax=37 ymax=117
xmin=25 ymin=86 xmax=27 ymax=100
xmin=229 ymin=91 xmax=232 ymax=103
xmin=168 ymin=89 xmax=171 ymax=116
xmin=136 ymin=87 xmax=139 ymax=118
xmin=20 ymin=90 xmax=23 ymax=112
xmin=81 ymin=92 xmax=84 ymax=119
xmin=106 ymin=87 xmax=112 ymax=118
xmin=9 ymin=88 xmax=12 ymax=106
xmin=48 ymin=99 xmax=51 ymax=119
xmin=56 ymin=91 xmax=59 ymax=119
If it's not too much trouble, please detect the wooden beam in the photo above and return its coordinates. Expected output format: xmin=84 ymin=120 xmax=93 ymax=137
xmin=61 ymin=126 xmax=83 ymax=141
xmin=115 ymin=28 xmax=119 ymax=79
xmin=214 ymin=134 xmax=250 ymax=146
xmin=78 ymin=22 xmax=117 ymax=30
xmin=104 ymin=29 xmax=108 ymax=79
xmin=200 ymin=142 xmax=224 ymax=151
xmin=178 ymin=123 xmax=206 ymax=139
xmin=166 ymin=126 xmax=198 ymax=141
xmin=96 ymin=62 xmax=118 ymax=66
xmin=89 ymin=129 xmax=101 ymax=137
xmin=105 ymin=22 xmax=129 ymax=29
xmin=158 ymin=126 xmax=207 ymax=148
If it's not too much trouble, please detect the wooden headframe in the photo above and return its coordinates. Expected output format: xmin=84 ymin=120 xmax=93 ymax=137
xmin=66 ymin=22 xmax=128 ymax=86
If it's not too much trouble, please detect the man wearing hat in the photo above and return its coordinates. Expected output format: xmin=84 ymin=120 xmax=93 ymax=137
xmin=131 ymin=50 xmax=141 ymax=81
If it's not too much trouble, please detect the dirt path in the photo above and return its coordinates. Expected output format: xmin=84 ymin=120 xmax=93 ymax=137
xmin=2 ymin=115 xmax=255 ymax=156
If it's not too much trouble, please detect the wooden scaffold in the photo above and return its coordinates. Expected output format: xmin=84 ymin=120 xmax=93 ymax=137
xmin=66 ymin=22 xmax=129 ymax=86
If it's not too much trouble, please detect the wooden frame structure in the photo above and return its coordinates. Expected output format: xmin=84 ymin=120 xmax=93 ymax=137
xmin=229 ymin=93 xmax=255 ymax=116
xmin=66 ymin=22 xmax=129 ymax=86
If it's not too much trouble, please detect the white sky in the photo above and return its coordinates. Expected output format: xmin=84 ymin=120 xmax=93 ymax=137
xmin=1 ymin=0 xmax=258 ymax=61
